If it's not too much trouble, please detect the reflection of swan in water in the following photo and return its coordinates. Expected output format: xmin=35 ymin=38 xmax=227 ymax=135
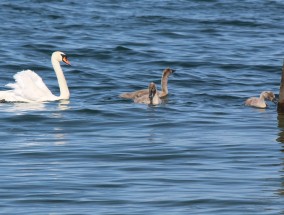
xmin=58 ymin=100 xmax=70 ymax=111
xmin=4 ymin=102 xmax=46 ymax=112
xmin=120 ymin=67 xmax=175 ymax=99
xmin=245 ymin=91 xmax=277 ymax=108
xmin=134 ymin=82 xmax=161 ymax=105
xmin=0 ymin=100 xmax=71 ymax=113
xmin=0 ymin=51 xmax=71 ymax=102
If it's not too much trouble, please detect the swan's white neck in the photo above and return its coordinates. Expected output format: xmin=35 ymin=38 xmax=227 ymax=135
xmin=51 ymin=57 xmax=70 ymax=100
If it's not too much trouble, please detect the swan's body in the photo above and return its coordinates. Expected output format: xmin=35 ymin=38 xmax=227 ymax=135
xmin=0 ymin=51 xmax=70 ymax=102
xmin=245 ymin=91 xmax=277 ymax=108
xmin=120 ymin=68 xmax=175 ymax=99
xmin=134 ymin=82 xmax=161 ymax=105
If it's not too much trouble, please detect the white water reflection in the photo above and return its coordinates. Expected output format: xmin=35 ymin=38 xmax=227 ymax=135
xmin=0 ymin=100 xmax=70 ymax=114
xmin=2 ymin=102 xmax=46 ymax=113
xmin=58 ymin=100 xmax=70 ymax=111
xmin=54 ymin=127 xmax=67 ymax=145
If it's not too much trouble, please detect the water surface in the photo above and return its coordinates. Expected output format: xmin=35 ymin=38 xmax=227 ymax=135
xmin=0 ymin=0 xmax=284 ymax=214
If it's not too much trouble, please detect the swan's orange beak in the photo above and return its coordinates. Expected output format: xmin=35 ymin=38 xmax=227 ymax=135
xmin=62 ymin=56 xmax=71 ymax=66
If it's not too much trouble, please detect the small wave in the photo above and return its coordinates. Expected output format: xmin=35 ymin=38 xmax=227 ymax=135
xmin=114 ymin=46 xmax=133 ymax=52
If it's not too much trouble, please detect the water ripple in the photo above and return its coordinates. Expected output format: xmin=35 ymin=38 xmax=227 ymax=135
xmin=0 ymin=0 xmax=283 ymax=214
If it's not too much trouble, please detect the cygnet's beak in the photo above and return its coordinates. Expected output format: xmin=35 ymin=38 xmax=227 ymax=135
xmin=149 ymin=91 xmax=154 ymax=99
xmin=272 ymin=97 xmax=278 ymax=104
xmin=149 ymin=89 xmax=155 ymax=104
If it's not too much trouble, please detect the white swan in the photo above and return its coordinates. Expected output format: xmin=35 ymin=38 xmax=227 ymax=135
xmin=245 ymin=91 xmax=277 ymax=108
xmin=120 ymin=67 xmax=175 ymax=99
xmin=134 ymin=82 xmax=162 ymax=105
xmin=0 ymin=51 xmax=70 ymax=102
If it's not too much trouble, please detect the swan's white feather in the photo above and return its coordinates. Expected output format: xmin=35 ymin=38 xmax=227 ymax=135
xmin=2 ymin=70 xmax=58 ymax=102
xmin=0 ymin=51 xmax=69 ymax=103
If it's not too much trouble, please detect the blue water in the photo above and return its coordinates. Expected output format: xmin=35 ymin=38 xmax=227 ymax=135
xmin=0 ymin=0 xmax=284 ymax=214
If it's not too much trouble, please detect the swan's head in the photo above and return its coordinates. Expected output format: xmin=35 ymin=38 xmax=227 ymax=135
xmin=162 ymin=67 xmax=175 ymax=78
xmin=262 ymin=91 xmax=277 ymax=104
xmin=52 ymin=51 xmax=71 ymax=65
xmin=148 ymin=82 xmax=157 ymax=104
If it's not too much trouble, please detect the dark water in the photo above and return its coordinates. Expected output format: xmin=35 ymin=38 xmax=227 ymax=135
xmin=0 ymin=0 xmax=284 ymax=214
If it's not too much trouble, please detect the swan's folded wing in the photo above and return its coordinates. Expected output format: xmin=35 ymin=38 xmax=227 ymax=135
xmin=6 ymin=70 xmax=58 ymax=102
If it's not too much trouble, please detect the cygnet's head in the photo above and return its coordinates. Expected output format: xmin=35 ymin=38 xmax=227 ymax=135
xmin=262 ymin=91 xmax=277 ymax=104
xmin=162 ymin=67 xmax=175 ymax=78
xmin=52 ymin=51 xmax=71 ymax=65
xmin=148 ymin=82 xmax=157 ymax=104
